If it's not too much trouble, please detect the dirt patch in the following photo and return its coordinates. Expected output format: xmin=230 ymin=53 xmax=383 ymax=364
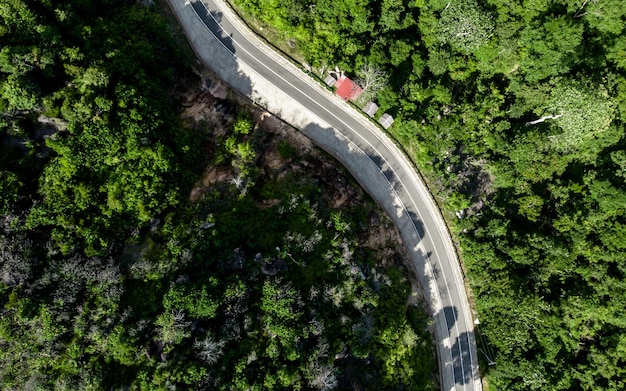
xmin=262 ymin=143 xmax=286 ymax=172
xmin=189 ymin=166 xmax=233 ymax=202
xmin=182 ymin=90 xmax=216 ymax=123
xmin=254 ymin=110 xmax=314 ymax=153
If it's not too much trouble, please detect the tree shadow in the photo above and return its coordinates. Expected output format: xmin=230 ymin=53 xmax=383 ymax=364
xmin=189 ymin=0 xmax=236 ymax=54
xmin=406 ymin=210 xmax=426 ymax=239
xmin=443 ymin=305 xmax=458 ymax=332
xmin=169 ymin=0 xmax=252 ymax=96
xmin=433 ymin=306 xmax=479 ymax=387
xmin=357 ymin=150 xmax=426 ymax=238
xmin=450 ymin=330 xmax=479 ymax=386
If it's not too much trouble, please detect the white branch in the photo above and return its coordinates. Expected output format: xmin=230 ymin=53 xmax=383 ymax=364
xmin=526 ymin=113 xmax=563 ymax=125
xmin=356 ymin=63 xmax=387 ymax=102
xmin=574 ymin=0 xmax=590 ymax=18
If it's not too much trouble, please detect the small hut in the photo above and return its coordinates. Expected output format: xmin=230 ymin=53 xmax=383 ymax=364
xmin=362 ymin=101 xmax=379 ymax=117
xmin=324 ymin=74 xmax=337 ymax=87
xmin=378 ymin=113 xmax=394 ymax=129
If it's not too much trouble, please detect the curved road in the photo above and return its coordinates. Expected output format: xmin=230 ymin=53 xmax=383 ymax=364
xmin=167 ymin=1 xmax=481 ymax=390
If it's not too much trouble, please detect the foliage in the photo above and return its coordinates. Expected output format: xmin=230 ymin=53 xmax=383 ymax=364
xmin=436 ymin=0 xmax=494 ymax=54
xmin=0 ymin=0 xmax=196 ymax=256
xmin=543 ymin=80 xmax=615 ymax=154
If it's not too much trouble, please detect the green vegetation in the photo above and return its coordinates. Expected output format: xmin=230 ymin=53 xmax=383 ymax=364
xmin=230 ymin=0 xmax=626 ymax=389
xmin=0 ymin=0 xmax=436 ymax=389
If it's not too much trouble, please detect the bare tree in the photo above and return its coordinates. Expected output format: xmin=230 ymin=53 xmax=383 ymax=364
xmin=309 ymin=362 xmax=338 ymax=391
xmin=0 ymin=235 xmax=33 ymax=287
xmin=356 ymin=63 xmax=388 ymax=103
xmin=194 ymin=333 xmax=225 ymax=365
xmin=574 ymin=0 xmax=591 ymax=18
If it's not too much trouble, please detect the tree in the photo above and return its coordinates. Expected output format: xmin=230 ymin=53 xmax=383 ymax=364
xmin=356 ymin=62 xmax=388 ymax=103
xmin=379 ymin=0 xmax=413 ymax=32
xmin=232 ymin=112 xmax=253 ymax=135
xmin=437 ymin=0 xmax=494 ymax=54
xmin=610 ymin=150 xmax=626 ymax=179
xmin=0 ymin=171 xmax=21 ymax=215
xmin=193 ymin=333 xmax=225 ymax=365
xmin=308 ymin=362 xmax=338 ymax=390
xmin=156 ymin=309 xmax=191 ymax=346
xmin=0 ymin=74 xmax=39 ymax=112
xmin=607 ymin=36 xmax=626 ymax=70
xmin=572 ymin=0 xmax=626 ymax=35
xmin=518 ymin=16 xmax=583 ymax=83
xmin=427 ymin=49 xmax=451 ymax=76
xmin=539 ymin=80 xmax=615 ymax=153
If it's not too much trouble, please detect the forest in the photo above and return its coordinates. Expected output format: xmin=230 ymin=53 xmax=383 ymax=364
xmin=0 ymin=0 xmax=437 ymax=389
xmin=229 ymin=0 xmax=626 ymax=389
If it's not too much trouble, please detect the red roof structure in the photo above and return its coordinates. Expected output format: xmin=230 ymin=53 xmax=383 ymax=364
xmin=335 ymin=75 xmax=363 ymax=101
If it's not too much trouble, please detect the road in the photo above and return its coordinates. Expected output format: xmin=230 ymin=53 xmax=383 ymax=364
xmin=166 ymin=1 xmax=482 ymax=390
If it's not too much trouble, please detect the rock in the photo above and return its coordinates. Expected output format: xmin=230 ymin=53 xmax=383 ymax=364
xmin=199 ymin=222 xmax=215 ymax=230
xmin=149 ymin=218 xmax=161 ymax=232
xmin=209 ymin=80 xmax=227 ymax=99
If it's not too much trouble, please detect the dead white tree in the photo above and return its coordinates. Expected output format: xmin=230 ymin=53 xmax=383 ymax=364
xmin=574 ymin=0 xmax=594 ymax=18
xmin=309 ymin=362 xmax=338 ymax=391
xmin=526 ymin=113 xmax=563 ymax=125
xmin=194 ymin=333 xmax=225 ymax=365
xmin=0 ymin=235 xmax=32 ymax=287
xmin=356 ymin=62 xmax=388 ymax=102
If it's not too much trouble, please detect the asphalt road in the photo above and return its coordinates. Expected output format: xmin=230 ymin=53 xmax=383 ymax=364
xmin=167 ymin=1 xmax=482 ymax=389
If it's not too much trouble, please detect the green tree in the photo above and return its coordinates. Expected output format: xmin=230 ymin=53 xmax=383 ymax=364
xmin=0 ymin=74 xmax=39 ymax=111
xmin=518 ymin=16 xmax=583 ymax=83
xmin=437 ymin=0 xmax=494 ymax=54
xmin=541 ymin=80 xmax=615 ymax=155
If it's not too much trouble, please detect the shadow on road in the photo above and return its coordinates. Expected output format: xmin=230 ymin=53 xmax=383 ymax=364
xmin=406 ymin=210 xmax=426 ymax=238
xmin=190 ymin=1 xmax=236 ymax=53
xmin=180 ymin=0 xmax=253 ymax=97
xmin=443 ymin=305 xmax=459 ymax=332
xmin=299 ymin=121 xmax=427 ymax=250
xmin=367 ymin=155 xmax=426 ymax=239
xmin=451 ymin=330 xmax=478 ymax=385
xmin=433 ymin=306 xmax=478 ymax=386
